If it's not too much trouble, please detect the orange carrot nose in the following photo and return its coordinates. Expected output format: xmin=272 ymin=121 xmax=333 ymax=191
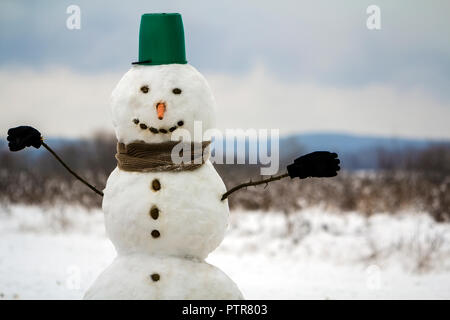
xmin=156 ymin=102 xmax=166 ymax=120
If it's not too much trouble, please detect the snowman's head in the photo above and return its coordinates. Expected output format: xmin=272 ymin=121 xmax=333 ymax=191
xmin=111 ymin=64 xmax=216 ymax=144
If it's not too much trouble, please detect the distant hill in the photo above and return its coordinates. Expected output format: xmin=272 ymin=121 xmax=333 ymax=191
xmin=213 ymin=132 xmax=448 ymax=170
xmin=279 ymin=133 xmax=445 ymax=169
xmin=1 ymin=132 xmax=448 ymax=170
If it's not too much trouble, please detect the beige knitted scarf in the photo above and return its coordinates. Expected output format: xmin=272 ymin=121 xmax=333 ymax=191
xmin=116 ymin=140 xmax=211 ymax=172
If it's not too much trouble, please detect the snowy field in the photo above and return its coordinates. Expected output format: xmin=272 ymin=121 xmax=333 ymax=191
xmin=0 ymin=204 xmax=449 ymax=300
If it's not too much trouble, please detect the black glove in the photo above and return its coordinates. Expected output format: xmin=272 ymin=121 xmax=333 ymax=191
xmin=7 ymin=126 xmax=42 ymax=152
xmin=287 ymin=151 xmax=340 ymax=179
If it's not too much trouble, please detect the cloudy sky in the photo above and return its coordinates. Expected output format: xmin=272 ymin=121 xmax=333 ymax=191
xmin=1 ymin=0 xmax=449 ymax=139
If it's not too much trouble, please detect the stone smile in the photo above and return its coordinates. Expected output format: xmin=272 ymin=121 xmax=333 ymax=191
xmin=133 ymin=118 xmax=184 ymax=134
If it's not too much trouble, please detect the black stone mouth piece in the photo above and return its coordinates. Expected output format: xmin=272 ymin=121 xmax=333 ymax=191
xmin=132 ymin=118 xmax=184 ymax=134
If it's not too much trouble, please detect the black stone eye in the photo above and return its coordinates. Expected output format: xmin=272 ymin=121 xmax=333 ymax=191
xmin=172 ymin=88 xmax=182 ymax=94
xmin=141 ymin=85 xmax=149 ymax=94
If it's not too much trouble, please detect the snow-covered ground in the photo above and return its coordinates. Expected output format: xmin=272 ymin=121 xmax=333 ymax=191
xmin=0 ymin=204 xmax=449 ymax=300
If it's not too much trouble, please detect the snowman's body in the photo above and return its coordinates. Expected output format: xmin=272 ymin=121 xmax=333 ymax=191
xmin=84 ymin=64 xmax=243 ymax=299
xmin=102 ymin=161 xmax=228 ymax=260
xmin=84 ymin=254 xmax=241 ymax=300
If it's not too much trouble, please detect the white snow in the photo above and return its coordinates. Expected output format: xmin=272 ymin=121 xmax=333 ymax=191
xmin=0 ymin=204 xmax=449 ymax=300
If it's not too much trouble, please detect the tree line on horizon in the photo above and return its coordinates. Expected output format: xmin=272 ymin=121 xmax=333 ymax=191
xmin=0 ymin=132 xmax=449 ymax=222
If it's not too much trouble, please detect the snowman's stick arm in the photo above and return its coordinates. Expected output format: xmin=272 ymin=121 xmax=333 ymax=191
xmin=41 ymin=142 xmax=104 ymax=197
xmin=221 ymin=172 xmax=289 ymax=201
xmin=220 ymin=151 xmax=341 ymax=201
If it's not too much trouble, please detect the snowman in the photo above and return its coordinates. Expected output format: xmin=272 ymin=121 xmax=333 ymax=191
xmin=82 ymin=13 xmax=244 ymax=300
xmin=6 ymin=13 xmax=340 ymax=300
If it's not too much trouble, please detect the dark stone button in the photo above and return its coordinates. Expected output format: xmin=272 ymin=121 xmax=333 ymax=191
xmin=150 ymin=206 xmax=159 ymax=220
xmin=150 ymin=273 xmax=160 ymax=282
xmin=152 ymin=179 xmax=161 ymax=191
xmin=151 ymin=230 xmax=160 ymax=238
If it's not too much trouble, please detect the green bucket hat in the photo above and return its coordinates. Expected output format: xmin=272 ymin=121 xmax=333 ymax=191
xmin=132 ymin=13 xmax=187 ymax=66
